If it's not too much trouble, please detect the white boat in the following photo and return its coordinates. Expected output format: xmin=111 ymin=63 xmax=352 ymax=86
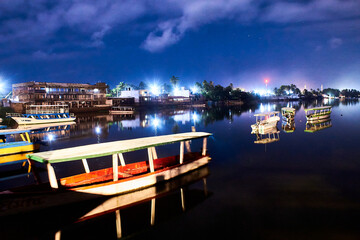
xmin=251 ymin=111 xmax=280 ymax=134
xmin=0 ymin=132 xmax=211 ymax=215
xmin=6 ymin=105 xmax=76 ymax=125
xmin=304 ymin=106 xmax=331 ymax=121
xmin=109 ymin=106 xmax=134 ymax=115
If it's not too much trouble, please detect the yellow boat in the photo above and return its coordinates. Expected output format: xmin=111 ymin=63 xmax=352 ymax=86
xmin=0 ymin=129 xmax=40 ymax=159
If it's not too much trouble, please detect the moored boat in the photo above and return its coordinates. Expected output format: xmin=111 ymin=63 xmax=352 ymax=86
xmin=0 ymin=132 xmax=212 ymax=216
xmin=253 ymin=127 xmax=280 ymax=144
xmin=304 ymin=106 xmax=331 ymax=121
xmin=6 ymin=105 xmax=76 ymax=125
xmin=281 ymin=107 xmax=296 ymax=121
xmin=0 ymin=129 xmax=40 ymax=158
xmin=251 ymin=111 xmax=280 ymax=134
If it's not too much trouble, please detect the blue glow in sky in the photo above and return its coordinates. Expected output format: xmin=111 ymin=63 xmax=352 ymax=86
xmin=0 ymin=0 xmax=360 ymax=90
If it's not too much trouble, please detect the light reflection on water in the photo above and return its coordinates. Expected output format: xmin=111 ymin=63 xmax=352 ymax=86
xmin=1 ymin=99 xmax=360 ymax=239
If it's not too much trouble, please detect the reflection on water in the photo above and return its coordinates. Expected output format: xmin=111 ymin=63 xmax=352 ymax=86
xmin=282 ymin=119 xmax=296 ymax=133
xmin=305 ymin=118 xmax=332 ymax=133
xmin=1 ymin=99 xmax=360 ymax=239
xmin=1 ymin=166 xmax=210 ymax=239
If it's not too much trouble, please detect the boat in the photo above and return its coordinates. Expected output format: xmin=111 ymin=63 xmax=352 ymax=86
xmin=6 ymin=105 xmax=76 ymax=125
xmin=251 ymin=111 xmax=280 ymax=134
xmin=304 ymin=106 xmax=331 ymax=121
xmin=281 ymin=107 xmax=295 ymax=121
xmin=0 ymin=132 xmax=211 ymax=216
xmin=0 ymin=129 xmax=40 ymax=158
xmin=305 ymin=118 xmax=332 ymax=133
xmin=109 ymin=106 xmax=134 ymax=115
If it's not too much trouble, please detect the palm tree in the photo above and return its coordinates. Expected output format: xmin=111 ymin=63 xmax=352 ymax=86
xmin=170 ymin=76 xmax=179 ymax=87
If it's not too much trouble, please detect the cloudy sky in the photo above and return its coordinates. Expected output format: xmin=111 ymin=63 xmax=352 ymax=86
xmin=0 ymin=0 xmax=360 ymax=91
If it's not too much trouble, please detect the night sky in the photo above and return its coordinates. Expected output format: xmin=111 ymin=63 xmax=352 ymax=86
xmin=0 ymin=0 xmax=360 ymax=92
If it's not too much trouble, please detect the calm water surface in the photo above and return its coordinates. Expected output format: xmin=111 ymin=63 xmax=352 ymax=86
xmin=1 ymin=99 xmax=360 ymax=239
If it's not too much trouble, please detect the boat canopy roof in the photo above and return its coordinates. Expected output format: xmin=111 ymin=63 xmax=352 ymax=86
xmin=254 ymin=111 xmax=279 ymax=117
xmin=281 ymin=107 xmax=295 ymax=112
xmin=304 ymin=106 xmax=332 ymax=111
xmin=0 ymin=129 xmax=30 ymax=136
xmin=27 ymin=132 xmax=212 ymax=164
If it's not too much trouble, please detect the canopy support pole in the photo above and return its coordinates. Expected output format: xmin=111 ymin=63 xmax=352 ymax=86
xmin=147 ymin=148 xmax=154 ymax=172
xmin=185 ymin=141 xmax=191 ymax=152
xmin=118 ymin=153 xmax=125 ymax=166
xmin=112 ymin=154 xmax=118 ymax=181
xmin=82 ymin=159 xmax=90 ymax=173
xmin=202 ymin=137 xmax=207 ymax=156
xmin=151 ymin=147 xmax=158 ymax=159
xmin=47 ymin=163 xmax=58 ymax=189
xmin=180 ymin=141 xmax=184 ymax=164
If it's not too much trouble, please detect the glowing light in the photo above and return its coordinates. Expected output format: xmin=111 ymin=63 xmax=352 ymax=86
xmin=264 ymin=78 xmax=269 ymax=84
xmin=173 ymin=87 xmax=180 ymax=96
xmin=47 ymin=134 xmax=55 ymax=141
xmin=191 ymin=86 xmax=199 ymax=94
xmin=95 ymin=126 xmax=101 ymax=134
xmin=94 ymin=88 xmax=99 ymax=93
xmin=150 ymin=84 xmax=160 ymax=96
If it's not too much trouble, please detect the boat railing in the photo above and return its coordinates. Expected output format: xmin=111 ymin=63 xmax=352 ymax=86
xmin=6 ymin=112 xmax=23 ymax=117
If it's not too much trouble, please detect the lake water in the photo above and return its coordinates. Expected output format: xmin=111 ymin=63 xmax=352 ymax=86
xmin=1 ymin=99 xmax=360 ymax=239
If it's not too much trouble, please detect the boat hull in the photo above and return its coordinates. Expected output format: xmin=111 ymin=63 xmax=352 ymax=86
xmin=251 ymin=116 xmax=280 ymax=134
xmin=0 ymin=155 xmax=210 ymax=216
xmin=11 ymin=117 xmax=76 ymax=125
xmin=0 ymin=142 xmax=40 ymax=157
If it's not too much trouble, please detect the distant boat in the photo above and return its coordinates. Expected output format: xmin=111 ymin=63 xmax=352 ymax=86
xmin=109 ymin=106 xmax=134 ymax=115
xmin=304 ymin=106 xmax=331 ymax=121
xmin=281 ymin=107 xmax=296 ymax=121
xmin=6 ymin=105 xmax=76 ymax=125
xmin=251 ymin=111 xmax=280 ymax=134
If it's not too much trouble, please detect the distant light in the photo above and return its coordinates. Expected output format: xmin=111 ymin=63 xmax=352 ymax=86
xmin=264 ymin=78 xmax=269 ymax=84
xmin=289 ymin=90 xmax=293 ymax=94
xmin=46 ymin=88 xmax=50 ymax=93
xmin=266 ymin=89 xmax=271 ymax=94
xmin=48 ymin=134 xmax=55 ymax=141
xmin=191 ymin=86 xmax=198 ymax=94
xmin=173 ymin=87 xmax=180 ymax=96
xmin=286 ymin=90 xmax=290 ymax=95
xmin=150 ymin=85 xmax=160 ymax=96
xmin=95 ymin=126 xmax=101 ymax=134
xmin=94 ymin=88 xmax=99 ymax=93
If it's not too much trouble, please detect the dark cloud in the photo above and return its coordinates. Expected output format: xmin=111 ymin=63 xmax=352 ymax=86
xmin=1 ymin=0 xmax=359 ymax=54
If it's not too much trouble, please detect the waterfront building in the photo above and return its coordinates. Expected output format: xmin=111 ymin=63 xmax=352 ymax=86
xmin=119 ymin=89 xmax=151 ymax=103
xmin=12 ymin=81 xmax=108 ymax=110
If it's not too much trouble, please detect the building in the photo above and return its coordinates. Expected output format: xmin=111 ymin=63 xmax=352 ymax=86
xmin=119 ymin=89 xmax=150 ymax=103
xmin=12 ymin=81 xmax=108 ymax=109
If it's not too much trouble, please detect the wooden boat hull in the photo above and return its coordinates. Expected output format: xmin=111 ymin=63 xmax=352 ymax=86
xmin=11 ymin=117 xmax=76 ymax=125
xmin=251 ymin=117 xmax=280 ymax=134
xmin=73 ymin=155 xmax=209 ymax=195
